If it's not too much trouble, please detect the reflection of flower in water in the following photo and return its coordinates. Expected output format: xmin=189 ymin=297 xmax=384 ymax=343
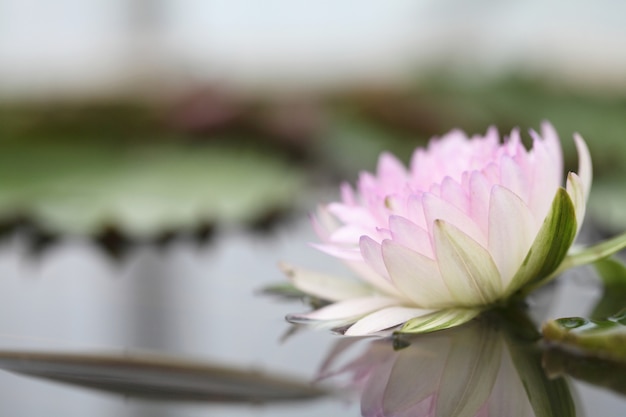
xmin=318 ymin=316 xmax=575 ymax=417
xmin=282 ymin=123 xmax=592 ymax=335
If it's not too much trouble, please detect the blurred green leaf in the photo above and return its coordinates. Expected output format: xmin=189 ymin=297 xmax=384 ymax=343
xmin=588 ymin=176 xmax=626 ymax=233
xmin=591 ymin=258 xmax=626 ymax=319
xmin=0 ymin=142 xmax=305 ymax=238
xmin=542 ymin=313 xmax=626 ymax=363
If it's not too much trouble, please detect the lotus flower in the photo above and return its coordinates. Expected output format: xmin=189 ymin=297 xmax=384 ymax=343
xmin=281 ymin=122 xmax=596 ymax=336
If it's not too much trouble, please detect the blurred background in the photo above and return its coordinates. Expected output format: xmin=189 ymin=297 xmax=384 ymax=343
xmin=0 ymin=0 xmax=626 ymax=415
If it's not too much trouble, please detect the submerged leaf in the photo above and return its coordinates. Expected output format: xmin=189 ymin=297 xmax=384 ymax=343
xmin=0 ymin=350 xmax=327 ymax=403
xmin=543 ymin=346 xmax=626 ymax=397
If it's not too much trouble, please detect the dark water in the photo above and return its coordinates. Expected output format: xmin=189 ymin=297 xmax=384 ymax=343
xmin=0 ymin=218 xmax=623 ymax=416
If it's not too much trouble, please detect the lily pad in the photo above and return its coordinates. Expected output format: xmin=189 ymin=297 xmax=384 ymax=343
xmin=0 ymin=142 xmax=305 ymax=238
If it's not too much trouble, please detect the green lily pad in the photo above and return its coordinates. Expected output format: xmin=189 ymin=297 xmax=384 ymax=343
xmin=0 ymin=142 xmax=305 ymax=238
xmin=542 ymin=312 xmax=626 ymax=363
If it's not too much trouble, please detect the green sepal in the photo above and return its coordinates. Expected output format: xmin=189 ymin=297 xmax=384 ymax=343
xmin=397 ymin=308 xmax=481 ymax=334
xmin=507 ymin=188 xmax=577 ymax=296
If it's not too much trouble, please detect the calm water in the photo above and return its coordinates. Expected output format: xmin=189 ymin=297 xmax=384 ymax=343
xmin=0 ymin=217 xmax=623 ymax=416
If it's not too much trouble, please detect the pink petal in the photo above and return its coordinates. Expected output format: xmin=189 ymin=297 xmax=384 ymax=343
xmin=468 ymin=171 xmax=492 ymax=236
xmin=311 ymin=205 xmax=340 ymax=240
xmin=540 ymin=121 xmax=564 ymax=176
xmin=340 ymin=182 xmax=356 ymax=205
xmin=440 ymin=176 xmax=470 ymax=214
xmin=500 ymin=155 xmax=529 ymax=201
xmin=327 ymin=203 xmax=376 ymax=228
xmin=377 ymin=152 xmax=408 ymax=185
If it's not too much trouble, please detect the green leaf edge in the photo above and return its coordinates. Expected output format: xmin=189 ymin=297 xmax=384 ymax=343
xmin=556 ymin=232 xmax=626 ymax=276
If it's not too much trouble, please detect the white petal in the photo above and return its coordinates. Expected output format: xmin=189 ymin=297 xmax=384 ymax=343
xmin=433 ymin=220 xmax=502 ymax=306
xmin=388 ymin=215 xmax=434 ymax=258
xmin=382 ymin=240 xmax=452 ymax=308
xmin=345 ymin=306 xmax=433 ymax=336
xmin=279 ymin=262 xmax=372 ymax=302
xmin=293 ymin=296 xmax=398 ymax=321
xmin=488 ymin=186 xmax=537 ymax=288
xmin=573 ymin=133 xmax=592 ymax=202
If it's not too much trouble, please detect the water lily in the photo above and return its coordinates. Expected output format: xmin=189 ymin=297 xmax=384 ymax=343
xmin=281 ymin=122 xmax=626 ymax=336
